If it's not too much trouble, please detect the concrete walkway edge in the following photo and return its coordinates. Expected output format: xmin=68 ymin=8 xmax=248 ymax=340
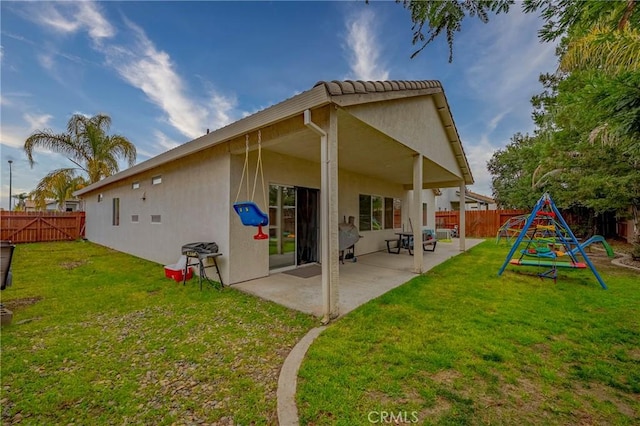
xmin=277 ymin=326 xmax=326 ymax=425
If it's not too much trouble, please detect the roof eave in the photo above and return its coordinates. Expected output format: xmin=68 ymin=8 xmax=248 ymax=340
xmin=75 ymin=85 xmax=330 ymax=197
xmin=432 ymin=92 xmax=474 ymax=186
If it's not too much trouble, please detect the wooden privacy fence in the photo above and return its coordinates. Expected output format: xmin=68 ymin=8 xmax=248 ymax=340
xmin=1 ymin=211 xmax=85 ymax=243
xmin=436 ymin=209 xmax=528 ymax=238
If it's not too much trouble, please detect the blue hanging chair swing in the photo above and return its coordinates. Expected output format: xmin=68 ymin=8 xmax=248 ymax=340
xmin=233 ymin=132 xmax=269 ymax=240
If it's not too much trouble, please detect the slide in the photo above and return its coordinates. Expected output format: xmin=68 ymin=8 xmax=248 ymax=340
xmin=569 ymin=235 xmax=615 ymax=258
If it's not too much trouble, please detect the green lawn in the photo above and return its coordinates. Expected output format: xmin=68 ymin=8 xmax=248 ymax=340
xmin=269 ymin=238 xmax=296 ymax=255
xmin=3 ymin=240 xmax=638 ymax=425
xmin=297 ymin=241 xmax=640 ymax=425
xmin=0 ymin=241 xmax=315 ymax=425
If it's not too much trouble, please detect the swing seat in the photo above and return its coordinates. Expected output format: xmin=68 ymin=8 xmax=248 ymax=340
xmin=234 ymin=202 xmax=269 ymax=227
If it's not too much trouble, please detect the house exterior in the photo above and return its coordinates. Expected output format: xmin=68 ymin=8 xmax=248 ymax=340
xmin=75 ymin=79 xmax=474 ymax=321
xmin=24 ymin=199 xmax=82 ymax=212
xmin=45 ymin=199 xmax=82 ymax=212
xmin=436 ymin=188 xmax=496 ymax=211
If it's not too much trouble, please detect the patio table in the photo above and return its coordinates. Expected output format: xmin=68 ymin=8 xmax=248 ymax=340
xmin=385 ymin=232 xmax=414 ymax=255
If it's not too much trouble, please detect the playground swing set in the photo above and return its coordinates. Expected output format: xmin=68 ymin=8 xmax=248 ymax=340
xmin=497 ymin=193 xmax=610 ymax=289
xmin=233 ymin=131 xmax=269 ymax=240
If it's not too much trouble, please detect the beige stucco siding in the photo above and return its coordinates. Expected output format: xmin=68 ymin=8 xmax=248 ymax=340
xmin=226 ymin=147 xmax=422 ymax=283
xmin=345 ymin=97 xmax=461 ymax=177
xmin=84 ymin=144 xmax=231 ymax=282
xmin=227 ymin=149 xmax=322 ymax=284
xmin=338 ymin=169 xmax=406 ymax=254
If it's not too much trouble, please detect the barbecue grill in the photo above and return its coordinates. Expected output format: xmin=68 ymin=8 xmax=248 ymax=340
xmin=181 ymin=242 xmax=223 ymax=289
xmin=338 ymin=216 xmax=361 ymax=263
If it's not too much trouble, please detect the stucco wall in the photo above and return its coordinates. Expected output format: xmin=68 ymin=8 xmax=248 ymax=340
xmin=83 ymin=143 xmax=417 ymax=285
xmin=83 ymin=144 xmax=231 ymax=282
xmin=338 ymin=169 xmax=407 ymax=254
xmin=226 ymin=149 xmax=323 ymax=284
xmin=226 ymin=148 xmax=416 ymax=283
xmin=346 ymin=97 xmax=460 ymax=177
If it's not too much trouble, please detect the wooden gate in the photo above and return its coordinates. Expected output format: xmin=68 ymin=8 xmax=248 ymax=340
xmin=0 ymin=212 xmax=85 ymax=243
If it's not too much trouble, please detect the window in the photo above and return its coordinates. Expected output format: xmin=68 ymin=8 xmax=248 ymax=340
xmin=393 ymin=198 xmax=402 ymax=228
xmin=132 ymin=182 xmax=140 ymax=189
xmin=359 ymin=195 xmax=371 ymax=231
xmin=361 ymin=195 xmax=400 ymax=231
xmin=98 ymin=194 xmax=103 ymax=202
xmin=152 ymin=176 xmax=162 ymax=185
xmin=384 ymin=198 xmax=402 ymax=230
xmin=151 ymin=215 xmax=161 ymax=223
xmin=131 ymin=215 xmax=139 ymax=223
xmin=112 ymin=198 xmax=120 ymax=226
xmin=371 ymin=196 xmax=383 ymax=230
xmin=423 ymin=203 xmax=428 ymax=226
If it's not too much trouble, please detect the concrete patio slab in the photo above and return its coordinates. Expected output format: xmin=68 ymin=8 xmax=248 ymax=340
xmin=232 ymin=238 xmax=485 ymax=317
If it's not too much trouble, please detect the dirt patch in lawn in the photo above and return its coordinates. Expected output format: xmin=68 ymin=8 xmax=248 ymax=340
xmin=430 ymin=369 xmax=462 ymax=385
xmin=574 ymin=382 xmax=639 ymax=419
xmin=2 ymin=296 xmax=42 ymax=310
xmin=59 ymin=260 xmax=88 ymax=270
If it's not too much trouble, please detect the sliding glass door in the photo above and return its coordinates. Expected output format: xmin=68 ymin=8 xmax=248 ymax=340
xmin=268 ymin=185 xmax=296 ymax=270
xmin=268 ymin=185 xmax=320 ymax=270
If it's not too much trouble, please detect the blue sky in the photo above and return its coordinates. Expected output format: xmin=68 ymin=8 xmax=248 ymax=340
xmin=0 ymin=1 xmax=558 ymax=210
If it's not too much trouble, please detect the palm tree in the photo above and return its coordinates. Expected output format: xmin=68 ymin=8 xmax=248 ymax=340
xmin=29 ymin=169 xmax=86 ymax=211
xmin=11 ymin=193 xmax=29 ymax=211
xmin=24 ymin=114 xmax=136 ymax=210
xmin=559 ymin=0 xmax=639 ymax=74
xmin=560 ymin=24 xmax=640 ymax=75
xmin=24 ymin=113 xmax=136 ymax=185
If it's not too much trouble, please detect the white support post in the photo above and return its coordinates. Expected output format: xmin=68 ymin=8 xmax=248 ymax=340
xmin=304 ymin=109 xmax=339 ymax=322
xmin=413 ymin=154 xmax=424 ymax=274
xmin=459 ymin=181 xmax=466 ymax=251
xmin=328 ymin=107 xmax=340 ymax=318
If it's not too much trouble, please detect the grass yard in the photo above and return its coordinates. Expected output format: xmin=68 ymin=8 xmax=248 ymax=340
xmin=0 ymin=241 xmax=315 ymax=425
xmin=297 ymin=241 xmax=640 ymax=425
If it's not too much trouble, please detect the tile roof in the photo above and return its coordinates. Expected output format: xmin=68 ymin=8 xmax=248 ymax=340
xmin=467 ymin=190 xmax=495 ymax=204
xmin=314 ymin=80 xmax=442 ymax=96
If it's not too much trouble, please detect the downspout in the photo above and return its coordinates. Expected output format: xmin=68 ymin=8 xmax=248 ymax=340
xmin=304 ymin=109 xmax=331 ymax=324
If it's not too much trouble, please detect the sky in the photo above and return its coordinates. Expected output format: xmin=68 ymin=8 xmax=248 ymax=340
xmin=0 ymin=1 xmax=559 ymax=210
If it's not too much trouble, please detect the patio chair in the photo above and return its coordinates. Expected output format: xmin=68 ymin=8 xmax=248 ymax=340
xmin=422 ymin=229 xmax=437 ymax=252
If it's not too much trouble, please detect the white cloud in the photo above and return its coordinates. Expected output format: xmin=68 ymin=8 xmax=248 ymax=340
xmin=344 ymin=9 xmax=389 ymax=81
xmin=23 ymin=1 xmax=236 ymax=141
xmin=23 ymin=113 xmax=53 ymax=131
xmin=103 ymin=20 xmax=235 ymax=139
xmin=452 ymin=6 xmax=560 ymax=196
xmin=0 ymin=113 xmax=53 ymax=148
xmin=487 ymin=109 xmax=510 ymax=133
xmin=37 ymin=52 xmax=55 ymax=70
xmin=75 ymin=1 xmax=115 ymax=41
xmin=463 ymin=135 xmax=497 ymax=196
xmin=29 ymin=1 xmax=114 ymax=43
xmin=460 ymin=8 xmax=557 ymax=110
xmin=136 ymin=130 xmax=181 ymax=159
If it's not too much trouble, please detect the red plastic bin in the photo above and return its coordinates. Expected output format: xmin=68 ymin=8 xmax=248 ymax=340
xmin=164 ymin=265 xmax=193 ymax=282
